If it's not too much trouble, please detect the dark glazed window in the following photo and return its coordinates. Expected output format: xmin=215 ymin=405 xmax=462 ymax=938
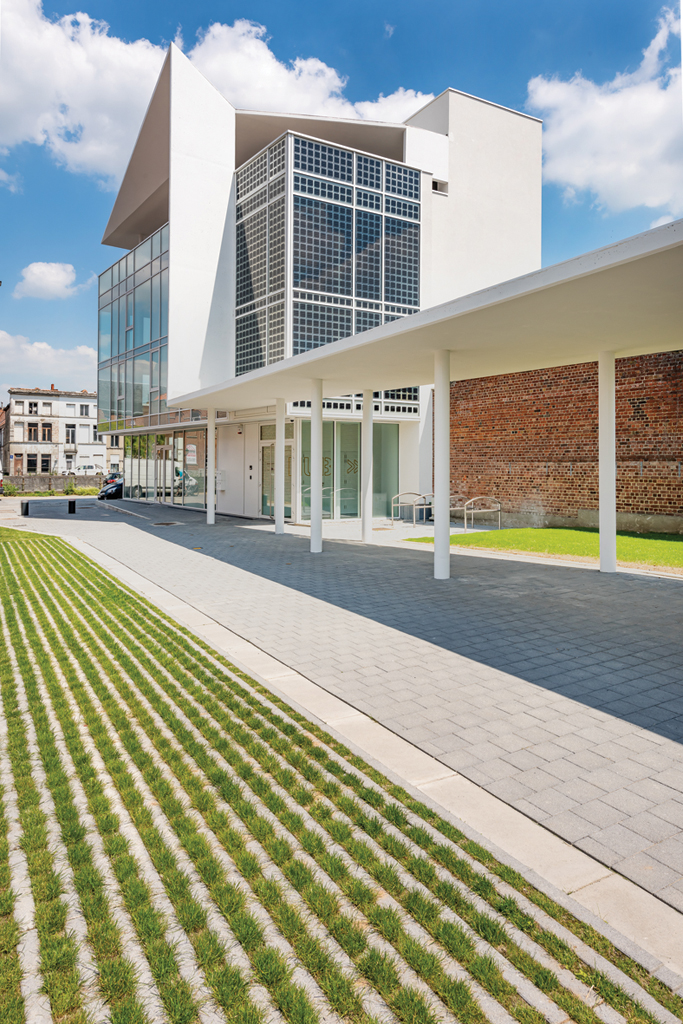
xmin=28 ymin=423 xmax=38 ymax=441
xmin=42 ymin=423 xmax=52 ymax=442
xmin=293 ymin=196 xmax=353 ymax=296
xmin=356 ymin=155 xmax=382 ymax=190
xmin=384 ymin=218 xmax=420 ymax=307
xmin=292 ymin=303 xmax=352 ymax=355
xmin=355 ymin=210 xmax=382 ymax=301
xmin=293 ymin=138 xmax=353 ymax=182
xmin=355 ymin=310 xmax=382 ymax=334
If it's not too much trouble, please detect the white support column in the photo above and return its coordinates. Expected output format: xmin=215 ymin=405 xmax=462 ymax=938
xmin=274 ymin=397 xmax=285 ymax=535
xmin=598 ymin=351 xmax=617 ymax=573
xmin=310 ymin=379 xmax=323 ymax=554
xmin=361 ymin=389 xmax=374 ymax=543
xmin=433 ymin=350 xmax=451 ymax=580
xmin=206 ymin=408 xmax=216 ymax=526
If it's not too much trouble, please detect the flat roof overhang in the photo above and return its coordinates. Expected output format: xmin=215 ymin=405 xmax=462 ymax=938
xmin=170 ymin=219 xmax=683 ymax=412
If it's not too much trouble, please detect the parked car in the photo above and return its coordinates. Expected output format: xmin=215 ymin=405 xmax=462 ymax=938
xmin=73 ymin=464 xmax=103 ymax=476
xmin=0 ymin=469 xmax=3 ymax=495
xmin=98 ymin=479 xmax=123 ymax=500
xmin=102 ymin=471 xmax=123 ymax=486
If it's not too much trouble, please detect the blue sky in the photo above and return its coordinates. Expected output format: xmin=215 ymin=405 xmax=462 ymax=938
xmin=1 ymin=0 xmax=681 ymax=401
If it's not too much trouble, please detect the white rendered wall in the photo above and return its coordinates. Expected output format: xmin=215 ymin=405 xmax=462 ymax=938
xmin=167 ymin=45 xmax=236 ymax=401
xmin=406 ymin=90 xmax=542 ymax=307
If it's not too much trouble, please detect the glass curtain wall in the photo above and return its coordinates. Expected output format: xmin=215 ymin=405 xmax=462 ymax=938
xmin=123 ymin=428 xmax=207 ymax=507
xmin=301 ymin=420 xmax=387 ymax=519
xmin=97 ymin=223 xmax=169 ymax=432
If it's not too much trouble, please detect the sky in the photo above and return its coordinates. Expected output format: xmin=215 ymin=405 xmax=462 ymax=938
xmin=1 ymin=0 xmax=682 ymax=404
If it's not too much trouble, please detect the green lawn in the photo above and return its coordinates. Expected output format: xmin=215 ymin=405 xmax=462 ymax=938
xmin=0 ymin=525 xmax=680 ymax=1023
xmin=408 ymin=527 xmax=683 ymax=569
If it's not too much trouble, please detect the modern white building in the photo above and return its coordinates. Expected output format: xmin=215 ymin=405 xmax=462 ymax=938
xmin=2 ymin=387 xmax=105 ymax=476
xmin=97 ymin=44 xmax=541 ymax=517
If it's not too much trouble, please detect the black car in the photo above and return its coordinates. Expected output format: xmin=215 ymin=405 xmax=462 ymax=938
xmin=102 ymin=472 xmax=122 ymax=486
xmin=98 ymin=479 xmax=123 ymax=500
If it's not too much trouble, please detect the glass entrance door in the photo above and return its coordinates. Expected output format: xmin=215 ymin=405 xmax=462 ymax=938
xmin=260 ymin=443 xmax=292 ymax=517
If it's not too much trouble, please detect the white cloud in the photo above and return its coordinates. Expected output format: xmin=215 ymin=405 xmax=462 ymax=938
xmin=0 ymin=0 xmax=432 ymax=188
xmin=527 ymin=7 xmax=683 ymax=220
xmin=13 ymin=262 xmax=95 ymax=300
xmin=0 ymin=169 xmax=21 ymax=193
xmin=384 ymin=23 xmax=395 ymax=38
xmin=0 ymin=331 xmax=96 ymax=406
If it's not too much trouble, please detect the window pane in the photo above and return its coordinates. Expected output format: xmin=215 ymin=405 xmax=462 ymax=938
xmin=134 ymin=280 xmax=151 ymax=347
xmin=373 ymin=422 xmax=399 ymax=516
xmin=99 ymin=268 xmax=112 ymax=295
xmin=135 ymin=237 xmax=152 ymax=270
xmin=160 ymin=269 xmax=168 ymax=338
xmin=152 ymin=230 xmax=161 ymax=260
xmin=126 ymin=252 xmax=135 ymax=278
xmin=98 ymin=305 xmax=112 ymax=361
xmin=151 ymin=273 xmax=160 ymax=340
xmin=183 ymin=429 xmax=206 ymax=508
xmin=300 ymin=420 xmax=333 ymax=520
xmin=134 ymin=352 xmax=150 ymax=417
xmin=111 ymin=300 xmax=119 ymax=357
xmin=336 ymin=421 xmax=360 ymax=518
xmin=159 ymin=346 xmax=168 ymax=412
xmin=160 ymin=223 xmax=169 ymax=253
xmin=125 ymin=358 xmax=133 ymax=418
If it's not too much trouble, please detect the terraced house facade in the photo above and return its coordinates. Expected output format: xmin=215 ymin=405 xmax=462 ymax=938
xmin=96 ymin=44 xmax=541 ymax=519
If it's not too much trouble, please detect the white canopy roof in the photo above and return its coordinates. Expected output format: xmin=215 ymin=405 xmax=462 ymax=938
xmin=170 ymin=218 xmax=683 ymax=411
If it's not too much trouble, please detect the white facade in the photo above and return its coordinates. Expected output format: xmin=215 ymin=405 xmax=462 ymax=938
xmin=2 ymin=388 xmax=104 ymax=476
xmin=97 ymin=46 xmax=542 ymax=520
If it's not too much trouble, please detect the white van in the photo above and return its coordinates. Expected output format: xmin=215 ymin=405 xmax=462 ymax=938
xmin=73 ymin=464 xmax=102 ymax=476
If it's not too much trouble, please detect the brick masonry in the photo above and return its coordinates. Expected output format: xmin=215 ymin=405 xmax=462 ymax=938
xmin=450 ymin=351 xmax=683 ymax=528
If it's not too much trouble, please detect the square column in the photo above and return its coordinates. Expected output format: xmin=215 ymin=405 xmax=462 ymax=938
xmin=598 ymin=351 xmax=617 ymax=572
xmin=361 ymin=389 xmax=374 ymax=543
xmin=274 ymin=397 xmax=285 ymax=535
xmin=206 ymin=408 xmax=216 ymax=526
xmin=433 ymin=350 xmax=451 ymax=580
xmin=310 ymin=379 xmax=323 ymax=553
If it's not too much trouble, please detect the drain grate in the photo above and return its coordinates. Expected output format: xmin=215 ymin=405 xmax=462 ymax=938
xmin=153 ymin=522 xmax=182 ymax=526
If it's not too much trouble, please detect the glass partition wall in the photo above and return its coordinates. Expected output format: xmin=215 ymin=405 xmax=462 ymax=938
xmin=123 ymin=429 xmax=207 ymax=507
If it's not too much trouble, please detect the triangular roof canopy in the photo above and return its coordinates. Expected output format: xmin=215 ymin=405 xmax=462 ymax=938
xmin=102 ymin=49 xmax=171 ymax=249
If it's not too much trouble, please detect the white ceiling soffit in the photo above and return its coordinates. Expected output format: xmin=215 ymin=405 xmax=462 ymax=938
xmin=101 ymin=50 xmax=172 ymax=249
xmin=234 ymin=111 xmax=405 ymax=168
xmin=170 ymin=219 xmax=683 ymax=410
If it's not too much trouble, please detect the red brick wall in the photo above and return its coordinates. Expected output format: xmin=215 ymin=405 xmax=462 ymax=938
xmin=450 ymin=352 xmax=683 ymax=519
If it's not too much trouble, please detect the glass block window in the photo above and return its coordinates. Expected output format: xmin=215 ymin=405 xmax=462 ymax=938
xmin=384 ymin=314 xmax=401 ymax=323
xmin=356 ymin=190 xmax=381 ymax=210
xmin=294 ymin=175 xmax=352 ymax=203
xmin=236 ymin=151 xmax=268 ymax=199
xmin=236 ymin=309 xmax=267 ymax=375
xmin=292 ymin=303 xmax=352 ymax=355
xmin=293 ymin=195 xmax=353 ymax=296
xmin=236 ymin=186 xmax=267 ymax=221
xmin=268 ymin=197 xmax=286 ymax=294
xmin=355 ymin=210 xmax=382 ymax=301
xmin=385 ymin=197 xmax=420 ymax=220
xmin=269 ymin=138 xmax=286 ymax=178
xmin=269 ymin=175 xmax=286 ymax=201
xmin=385 ymin=218 xmax=420 ymax=307
xmin=384 ymin=387 xmax=419 ymax=401
xmin=293 ymin=138 xmax=353 ymax=182
xmin=268 ymin=303 xmax=285 ymax=364
xmin=236 ymin=207 xmax=267 ymax=307
xmin=355 ymin=310 xmax=382 ymax=334
xmin=356 ymin=155 xmax=382 ymax=190
xmin=385 ymin=163 xmax=420 ymax=200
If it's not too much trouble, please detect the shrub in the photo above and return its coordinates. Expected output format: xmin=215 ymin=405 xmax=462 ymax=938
xmin=2 ymin=483 xmax=17 ymax=496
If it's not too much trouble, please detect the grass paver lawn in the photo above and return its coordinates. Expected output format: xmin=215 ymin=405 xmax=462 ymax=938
xmin=408 ymin=528 xmax=683 ymax=571
xmin=0 ymin=525 xmax=681 ymax=1023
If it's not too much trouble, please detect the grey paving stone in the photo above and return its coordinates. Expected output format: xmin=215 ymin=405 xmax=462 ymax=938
xmin=647 ymin=836 xmax=683 ymax=872
xmin=587 ymin=823 xmax=653 ymax=859
xmin=574 ymin=799 xmax=626 ymax=827
xmin=543 ymin=809 xmax=595 ymax=842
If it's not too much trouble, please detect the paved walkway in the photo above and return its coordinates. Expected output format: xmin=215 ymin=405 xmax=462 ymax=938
xmin=5 ymin=497 xmax=683 ymax=910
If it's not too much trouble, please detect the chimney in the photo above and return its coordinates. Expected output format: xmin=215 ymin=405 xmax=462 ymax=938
xmin=51 ymin=383 xmax=55 ymax=390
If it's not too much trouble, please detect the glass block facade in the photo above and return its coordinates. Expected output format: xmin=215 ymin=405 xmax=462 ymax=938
xmin=235 ymin=133 xmax=421 ymax=374
xmin=97 ymin=224 xmax=169 ymax=431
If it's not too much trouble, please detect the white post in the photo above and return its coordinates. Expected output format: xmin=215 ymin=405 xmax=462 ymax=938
xmin=362 ymin=389 xmax=374 ymax=543
xmin=310 ymin=379 xmax=323 ymax=554
xmin=433 ymin=350 xmax=451 ymax=580
xmin=206 ymin=408 xmax=216 ymax=526
xmin=274 ymin=397 xmax=285 ymax=535
xmin=598 ymin=351 xmax=617 ymax=572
